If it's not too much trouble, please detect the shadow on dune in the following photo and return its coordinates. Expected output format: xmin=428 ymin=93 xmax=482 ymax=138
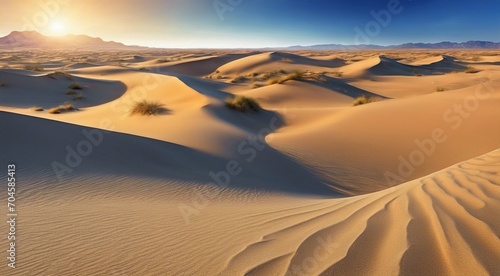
xmin=469 ymin=61 xmax=500 ymax=66
xmin=0 ymin=69 xmax=128 ymax=109
xmin=308 ymin=76 xmax=390 ymax=99
xmin=1 ymin=111 xmax=340 ymax=197
xmin=344 ymin=55 xmax=468 ymax=77
xmin=417 ymin=55 xmax=467 ymax=74
xmin=148 ymin=52 xmax=263 ymax=76
xmin=270 ymin=52 xmax=346 ymax=68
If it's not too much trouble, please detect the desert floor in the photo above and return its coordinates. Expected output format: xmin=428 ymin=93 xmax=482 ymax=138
xmin=0 ymin=49 xmax=499 ymax=275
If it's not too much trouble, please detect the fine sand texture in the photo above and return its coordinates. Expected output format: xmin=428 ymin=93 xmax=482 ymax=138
xmin=0 ymin=49 xmax=499 ymax=275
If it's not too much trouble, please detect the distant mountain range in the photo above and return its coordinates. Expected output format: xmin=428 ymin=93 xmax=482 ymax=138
xmin=0 ymin=31 xmax=499 ymax=50
xmin=285 ymin=41 xmax=500 ymax=50
xmin=0 ymin=31 xmax=147 ymax=50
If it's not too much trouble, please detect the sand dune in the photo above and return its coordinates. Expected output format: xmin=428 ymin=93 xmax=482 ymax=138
xmin=0 ymin=69 xmax=126 ymax=109
xmin=270 ymin=78 xmax=500 ymax=194
xmin=216 ymin=52 xmax=343 ymax=76
xmin=131 ymin=53 xmax=259 ymax=76
xmin=341 ymin=55 xmax=471 ymax=78
xmin=1 ymin=49 xmax=499 ymax=275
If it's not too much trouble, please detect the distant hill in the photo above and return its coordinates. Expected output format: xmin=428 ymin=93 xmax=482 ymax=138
xmin=0 ymin=31 xmax=148 ymax=50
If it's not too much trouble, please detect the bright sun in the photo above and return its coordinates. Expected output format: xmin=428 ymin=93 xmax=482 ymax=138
xmin=50 ymin=21 xmax=66 ymax=35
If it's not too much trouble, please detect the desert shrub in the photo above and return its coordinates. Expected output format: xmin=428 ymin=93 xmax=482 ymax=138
xmin=268 ymin=70 xmax=306 ymax=85
xmin=285 ymin=70 xmax=305 ymax=81
xmin=225 ymin=95 xmax=260 ymax=112
xmin=48 ymin=103 xmax=75 ymax=114
xmin=66 ymin=90 xmax=77 ymax=95
xmin=231 ymin=75 xmax=247 ymax=83
xmin=69 ymin=83 xmax=83 ymax=90
xmin=130 ymin=100 xmax=166 ymax=116
xmin=31 ymin=106 xmax=44 ymax=111
xmin=46 ymin=71 xmax=73 ymax=80
xmin=24 ymin=65 xmax=43 ymax=71
xmin=353 ymin=95 xmax=380 ymax=106
xmin=435 ymin=87 xmax=446 ymax=92
xmin=465 ymin=66 xmax=480 ymax=74
xmin=332 ymin=72 xmax=343 ymax=77
xmin=261 ymin=70 xmax=283 ymax=80
xmin=267 ymin=78 xmax=281 ymax=85
xmin=72 ymin=93 xmax=84 ymax=100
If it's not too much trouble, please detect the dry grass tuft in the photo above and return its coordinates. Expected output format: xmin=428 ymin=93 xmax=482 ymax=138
xmin=225 ymin=95 xmax=261 ymax=112
xmin=72 ymin=93 xmax=84 ymax=100
xmin=69 ymin=83 xmax=83 ymax=90
xmin=130 ymin=100 xmax=167 ymax=116
xmin=465 ymin=66 xmax=480 ymax=74
xmin=353 ymin=95 xmax=380 ymax=106
xmin=231 ymin=75 xmax=248 ymax=83
xmin=31 ymin=106 xmax=44 ymax=111
xmin=46 ymin=71 xmax=73 ymax=80
xmin=24 ymin=65 xmax=44 ymax=72
xmin=48 ymin=103 xmax=75 ymax=114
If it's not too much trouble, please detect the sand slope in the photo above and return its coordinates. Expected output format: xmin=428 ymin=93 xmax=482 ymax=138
xmin=221 ymin=150 xmax=500 ymax=275
xmin=1 ymin=138 xmax=498 ymax=275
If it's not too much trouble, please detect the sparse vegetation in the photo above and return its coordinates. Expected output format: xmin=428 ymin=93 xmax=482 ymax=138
xmin=412 ymin=68 xmax=422 ymax=76
xmin=267 ymin=77 xmax=281 ymax=85
xmin=231 ymin=75 xmax=248 ymax=83
xmin=465 ymin=66 xmax=480 ymax=74
xmin=435 ymin=87 xmax=447 ymax=92
xmin=69 ymin=83 xmax=83 ymax=90
xmin=130 ymin=100 xmax=167 ymax=116
xmin=470 ymin=56 xmax=482 ymax=62
xmin=24 ymin=65 xmax=43 ymax=72
xmin=48 ymin=103 xmax=75 ymax=114
xmin=225 ymin=95 xmax=260 ymax=112
xmin=332 ymin=72 xmax=343 ymax=78
xmin=72 ymin=93 xmax=84 ymax=100
xmin=66 ymin=90 xmax=77 ymax=95
xmin=261 ymin=70 xmax=284 ymax=81
xmin=267 ymin=70 xmax=306 ymax=85
xmin=252 ymin=83 xmax=264 ymax=89
xmin=284 ymin=70 xmax=305 ymax=81
xmin=31 ymin=106 xmax=44 ymax=111
xmin=46 ymin=71 xmax=73 ymax=80
xmin=353 ymin=95 xmax=380 ymax=106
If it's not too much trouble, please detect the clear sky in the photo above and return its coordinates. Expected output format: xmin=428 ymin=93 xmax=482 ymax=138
xmin=1 ymin=0 xmax=499 ymax=48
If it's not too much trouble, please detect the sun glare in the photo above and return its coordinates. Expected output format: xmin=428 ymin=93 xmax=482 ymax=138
xmin=50 ymin=21 xmax=66 ymax=36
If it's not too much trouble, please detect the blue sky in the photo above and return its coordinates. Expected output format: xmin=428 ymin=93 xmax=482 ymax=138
xmin=1 ymin=0 xmax=499 ymax=48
